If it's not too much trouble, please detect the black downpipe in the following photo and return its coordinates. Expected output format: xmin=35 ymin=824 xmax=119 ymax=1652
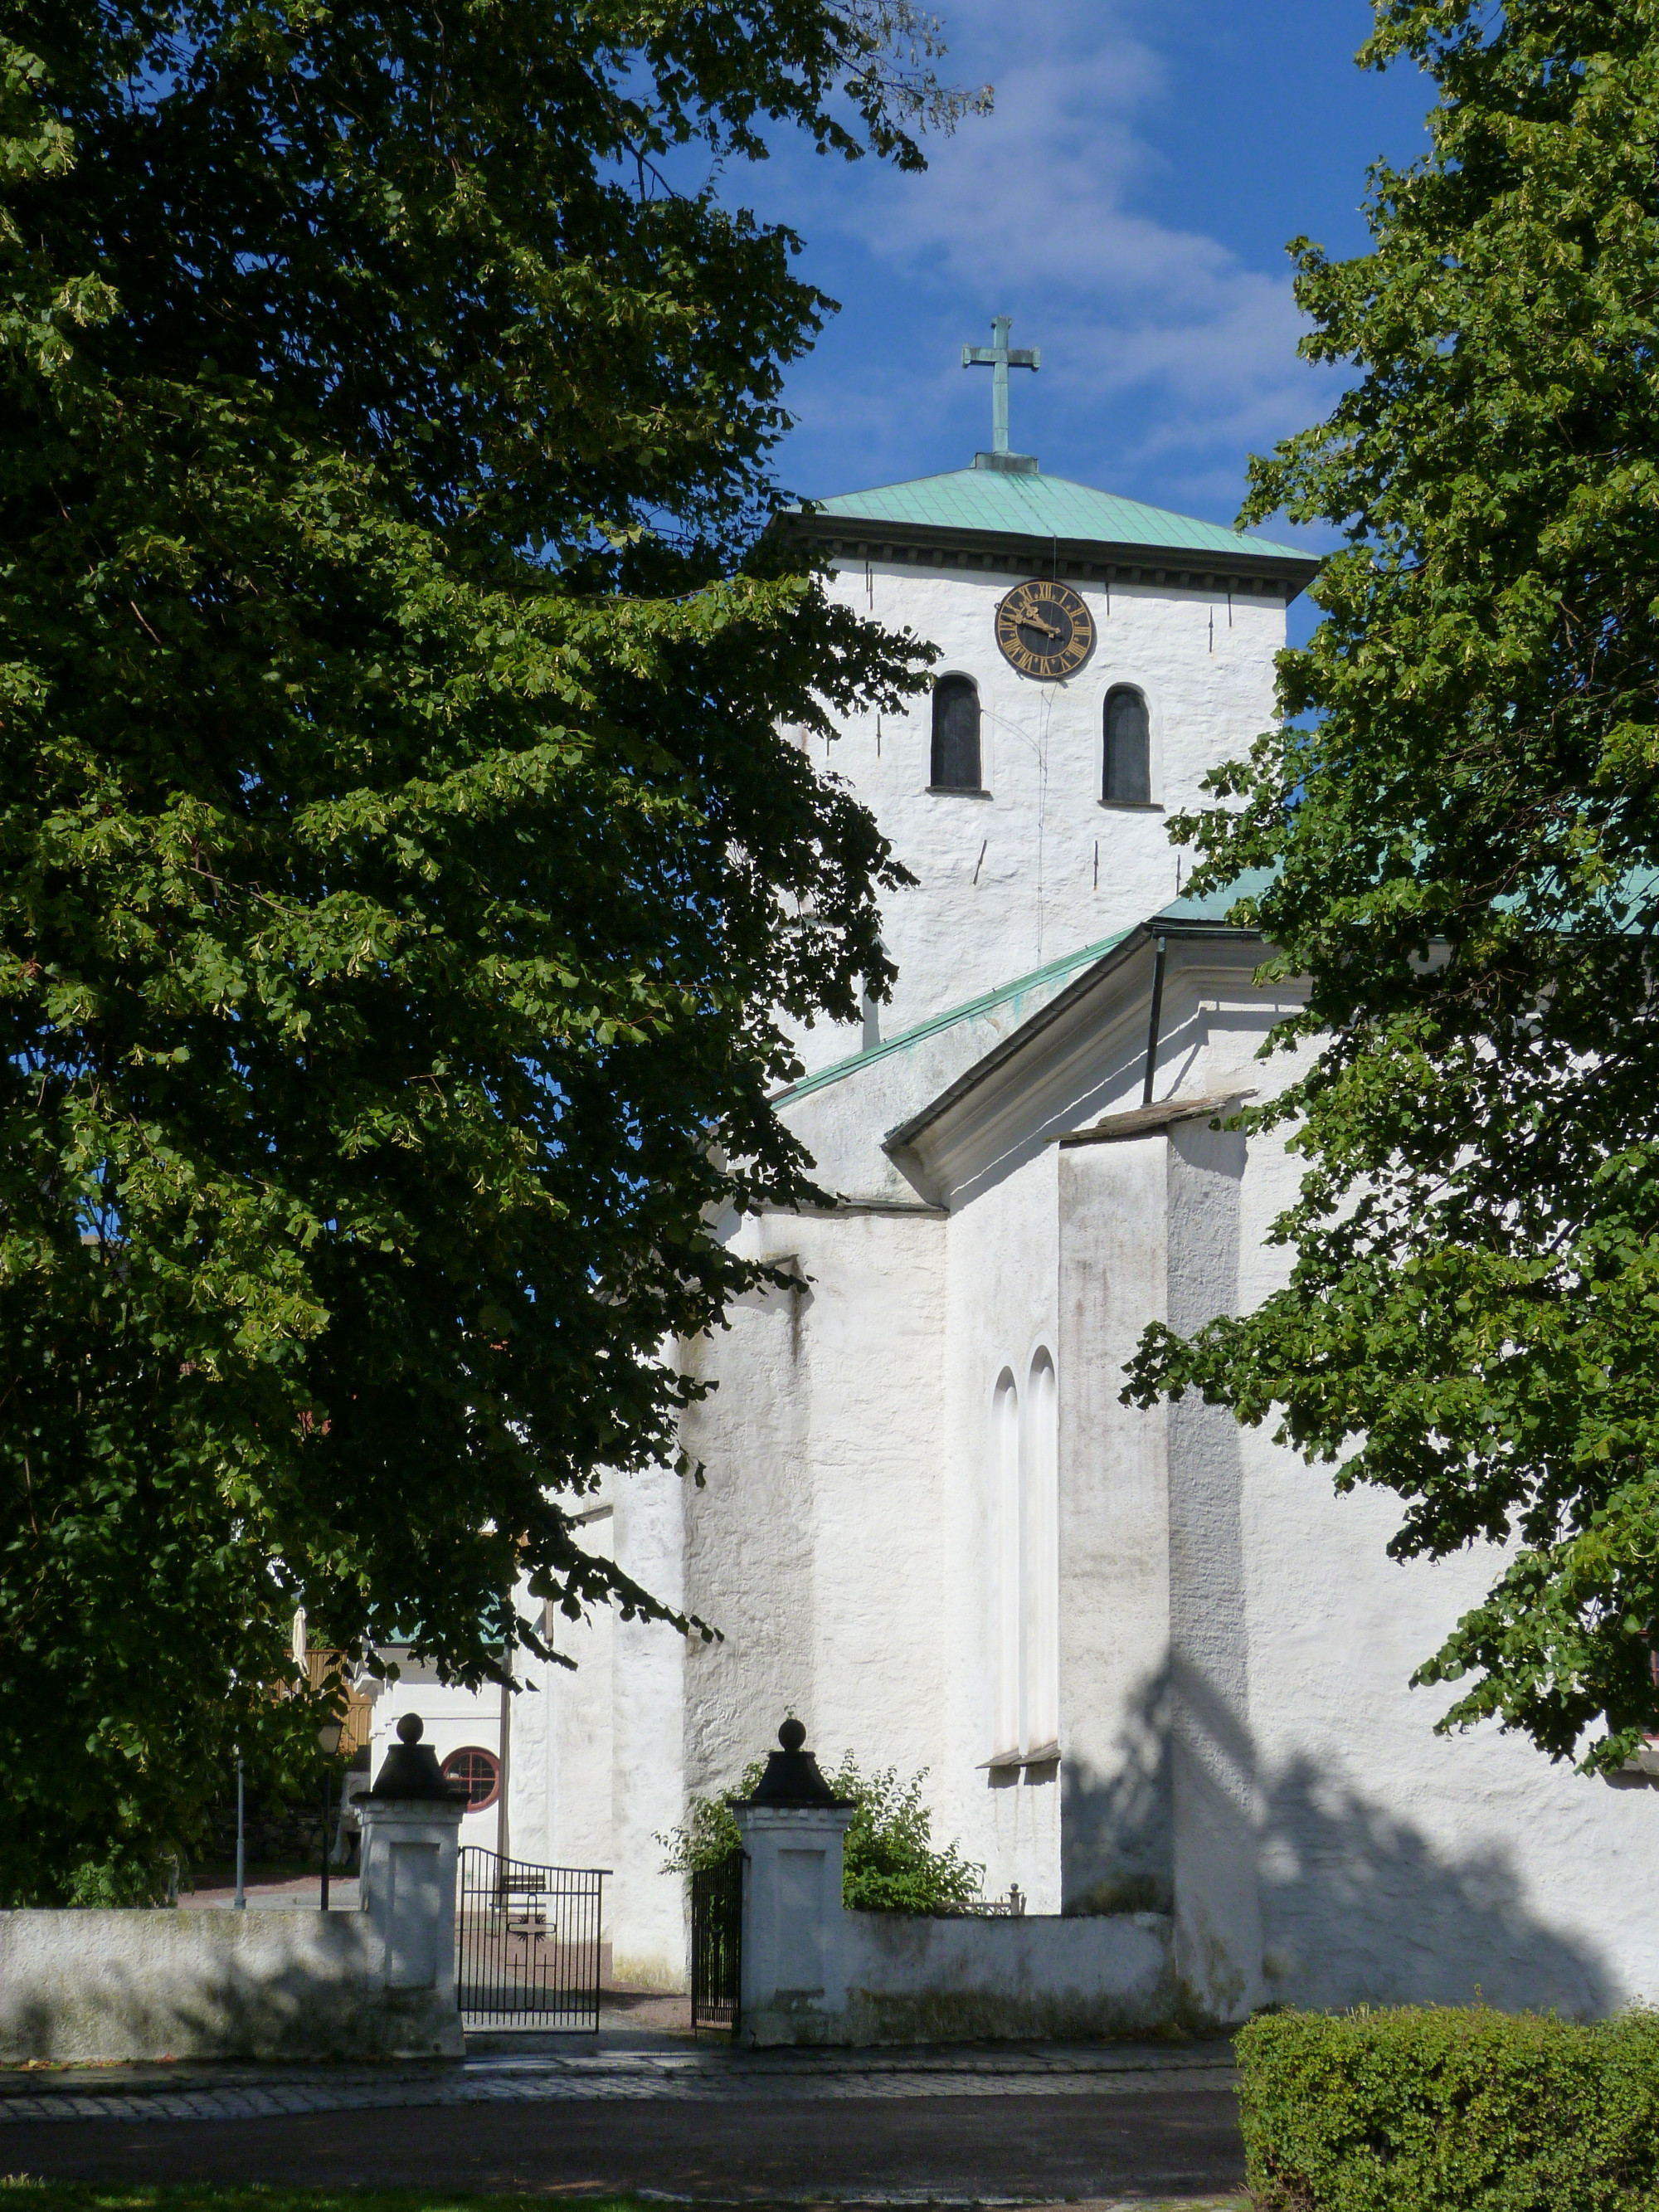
xmin=1141 ymin=934 xmax=1167 ymax=1108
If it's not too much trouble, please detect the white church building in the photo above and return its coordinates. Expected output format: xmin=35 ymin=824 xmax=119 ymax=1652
xmin=369 ymin=344 xmax=1659 ymax=2026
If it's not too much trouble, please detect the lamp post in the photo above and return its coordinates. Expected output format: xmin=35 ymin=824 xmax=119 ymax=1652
xmin=317 ymin=1716 xmax=344 ymax=1910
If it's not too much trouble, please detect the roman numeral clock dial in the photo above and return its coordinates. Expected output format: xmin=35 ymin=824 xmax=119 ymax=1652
xmin=994 ymin=580 xmax=1097 ymax=680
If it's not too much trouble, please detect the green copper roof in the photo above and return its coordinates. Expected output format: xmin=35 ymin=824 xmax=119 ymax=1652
xmin=799 ymin=468 xmax=1312 ymax=565
xmin=773 ymin=926 xmax=1134 ymax=1108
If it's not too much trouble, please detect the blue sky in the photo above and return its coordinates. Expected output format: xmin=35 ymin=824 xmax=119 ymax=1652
xmin=747 ymin=0 xmax=1437 ymax=643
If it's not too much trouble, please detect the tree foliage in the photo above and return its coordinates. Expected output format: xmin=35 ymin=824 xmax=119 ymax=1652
xmin=1126 ymin=0 xmax=1659 ymax=1774
xmin=659 ymin=1753 xmax=984 ymax=1913
xmin=0 ymin=0 xmax=979 ymax=1903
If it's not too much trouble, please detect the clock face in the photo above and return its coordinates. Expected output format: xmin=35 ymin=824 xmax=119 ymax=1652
xmin=994 ymin=579 xmax=1097 ymax=680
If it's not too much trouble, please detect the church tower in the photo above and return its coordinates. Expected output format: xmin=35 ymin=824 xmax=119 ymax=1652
xmin=780 ymin=318 xmax=1319 ymax=1074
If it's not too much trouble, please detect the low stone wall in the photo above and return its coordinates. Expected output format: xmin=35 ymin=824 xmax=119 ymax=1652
xmin=839 ymin=1909 xmax=1175 ymax=2044
xmin=0 ymin=1910 xmax=460 ymax=2063
xmin=740 ymin=1905 xmax=1175 ymax=2048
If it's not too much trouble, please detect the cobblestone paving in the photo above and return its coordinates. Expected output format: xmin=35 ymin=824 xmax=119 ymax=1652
xmin=0 ymin=2043 xmax=1237 ymax=2127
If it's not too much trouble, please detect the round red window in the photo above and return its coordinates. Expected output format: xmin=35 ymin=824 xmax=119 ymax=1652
xmin=441 ymin=1746 xmax=501 ymax=1811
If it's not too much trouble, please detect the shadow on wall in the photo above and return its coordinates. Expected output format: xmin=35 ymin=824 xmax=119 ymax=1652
xmin=1062 ymin=1663 xmax=1621 ymax=2021
xmin=0 ymin=1913 xmax=455 ymax=2063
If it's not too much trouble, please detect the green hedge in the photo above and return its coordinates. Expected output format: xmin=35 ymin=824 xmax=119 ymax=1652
xmin=1237 ymin=2005 xmax=1659 ymax=2212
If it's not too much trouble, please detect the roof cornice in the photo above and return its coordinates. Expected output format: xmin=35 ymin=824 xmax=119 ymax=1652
xmin=778 ymin=509 xmax=1321 ymax=604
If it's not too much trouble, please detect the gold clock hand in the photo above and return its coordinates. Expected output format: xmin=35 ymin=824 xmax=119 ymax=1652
xmin=1019 ymin=611 xmax=1063 ymax=638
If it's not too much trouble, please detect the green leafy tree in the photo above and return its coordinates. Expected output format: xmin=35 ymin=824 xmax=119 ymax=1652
xmin=1127 ymin=0 xmax=1659 ymax=1775
xmin=0 ymin=0 xmax=985 ymax=1904
xmin=660 ymin=1754 xmax=984 ymax=1912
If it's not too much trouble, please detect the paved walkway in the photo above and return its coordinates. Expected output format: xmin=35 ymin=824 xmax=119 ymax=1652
xmin=176 ymin=1875 xmax=362 ymax=1912
xmin=0 ymin=2039 xmax=1237 ymax=2125
xmin=0 ymin=2037 xmax=1244 ymax=2203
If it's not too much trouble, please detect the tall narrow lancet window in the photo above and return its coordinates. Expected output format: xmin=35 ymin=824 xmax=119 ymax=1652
xmin=993 ymin=1372 xmax=1023 ymax=1758
xmin=1022 ymin=1352 xmax=1060 ymax=1757
xmin=931 ymin=675 xmax=983 ymax=792
xmin=1102 ymin=686 xmax=1151 ymax=806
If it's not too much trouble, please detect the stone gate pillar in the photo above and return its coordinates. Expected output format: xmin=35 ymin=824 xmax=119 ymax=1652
xmin=731 ymin=1719 xmax=856 ymax=2048
xmin=357 ymin=1713 xmax=466 ymax=2055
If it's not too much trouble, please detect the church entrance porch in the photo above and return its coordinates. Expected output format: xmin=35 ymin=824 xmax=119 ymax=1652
xmin=454 ymin=1846 xmax=606 ymax=2032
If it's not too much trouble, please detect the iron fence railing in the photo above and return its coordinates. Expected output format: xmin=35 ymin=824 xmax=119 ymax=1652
xmin=942 ymin=1883 xmax=1027 ymax=1917
xmin=689 ymin=1848 xmax=743 ymax=2034
xmin=455 ymin=1845 xmax=605 ymax=2029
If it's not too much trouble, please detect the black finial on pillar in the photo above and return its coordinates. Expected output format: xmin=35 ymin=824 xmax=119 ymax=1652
xmin=370 ymin=1712 xmax=465 ymax=1800
xmin=734 ymin=1717 xmax=853 ymax=1809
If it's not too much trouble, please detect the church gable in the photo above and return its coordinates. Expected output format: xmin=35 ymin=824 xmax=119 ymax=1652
xmin=771 ymin=924 xmax=1133 ymax=1203
xmin=884 ymin=909 xmax=1294 ymax=1212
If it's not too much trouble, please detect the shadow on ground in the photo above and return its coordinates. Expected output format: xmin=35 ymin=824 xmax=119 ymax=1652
xmin=0 ymin=2086 xmax=1244 ymax=2200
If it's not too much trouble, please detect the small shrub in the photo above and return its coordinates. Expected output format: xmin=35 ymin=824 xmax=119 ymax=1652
xmin=61 ymin=1852 xmax=177 ymax=1908
xmin=659 ymin=1754 xmax=983 ymax=1913
xmin=1238 ymin=2003 xmax=1659 ymax=2212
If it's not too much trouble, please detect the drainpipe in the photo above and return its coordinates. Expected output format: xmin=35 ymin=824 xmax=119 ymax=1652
xmin=1141 ymin=933 xmax=1167 ymax=1108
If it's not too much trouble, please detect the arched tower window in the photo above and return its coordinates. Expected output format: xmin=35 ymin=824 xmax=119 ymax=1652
xmin=1103 ymin=686 xmax=1151 ymax=806
xmin=931 ymin=675 xmax=983 ymax=792
xmin=1022 ymin=1352 xmax=1059 ymax=1757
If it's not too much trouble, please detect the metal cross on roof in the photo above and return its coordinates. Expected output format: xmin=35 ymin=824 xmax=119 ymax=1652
xmin=962 ymin=315 xmax=1040 ymax=463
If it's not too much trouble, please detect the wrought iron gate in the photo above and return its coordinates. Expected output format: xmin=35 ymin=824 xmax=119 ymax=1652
xmin=689 ymin=1847 xmax=743 ymax=2034
xmin=455 ymin=1846 xmax=606 ymax=2029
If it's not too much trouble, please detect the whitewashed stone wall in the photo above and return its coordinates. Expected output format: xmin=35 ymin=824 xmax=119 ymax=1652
xmin=680 ymin=1210 xmax=951 ymax=1804
xmin=0 ymin=1910 xmax=458 ymax=2063
xmin=733 ymin=1791 xmax=1173 ymax=2047
xmin=837 ymin=1910 xmax=1174 ymax=2046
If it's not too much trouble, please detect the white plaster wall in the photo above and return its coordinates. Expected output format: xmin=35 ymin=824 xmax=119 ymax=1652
xmin=678 ymin=1210 xmax=950 ymax=1818
xmin=938 ymin=1142 xmax=1063 ymax=1911
xmin=1165 ymin=1114 xmax=1262 ymax=2021
xmin=733 ymin=1785 xmax=1172 ymax=2048
xmin=1224 ymin=1094 xmax=1659 ymax=2019
xmin=547 ymin=1511 xmax=617 ymax=1894
xmin=1038 ymin=978 xmax=1659 ymax=2022
xmin=504 ymin=1656 xmax=551 ymax=1869
xmin=1057 ymin=1138 xmax=1173 ymax=1921
xmin=397 ymin=1493 xmax=687 ymax=1990
xmin=791 ymin=563 xmax=1284 ymax=1075
xmin=608 ymin=1464 xmax=689 ymax=1989
xmin=679 ymin=1241 xmax=819 ymax=1798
